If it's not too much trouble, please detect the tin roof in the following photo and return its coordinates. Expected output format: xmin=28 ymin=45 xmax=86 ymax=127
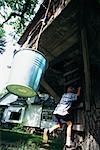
xmin=0 ymin=93 xmax=18 ymax=106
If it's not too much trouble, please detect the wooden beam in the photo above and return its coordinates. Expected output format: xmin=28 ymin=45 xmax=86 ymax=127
xmin=63 ymin=68 xmax=79 ymax=77
xmin=40 ymin=79 xmax=60 ymax=101
xmin=21 ymin=0 xmax=71 ymax=47
xmin=27 ymin=31 xmax=78 ymax=63
xmin=81 ymin=28 xmax=91 ymax=110
xmin=64 ymin=77 xmax=80 ymax=86
xmin=64 ymin=60 xmax=75 ymax=67
xmin=50 ymin=44 xmax=79 ymax=67
xmin=50 ymin=33 xmax=78 ymax=60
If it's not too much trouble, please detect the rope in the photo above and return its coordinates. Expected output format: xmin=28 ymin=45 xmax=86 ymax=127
xmin=34 ymin=0 xmax=52 ymax=50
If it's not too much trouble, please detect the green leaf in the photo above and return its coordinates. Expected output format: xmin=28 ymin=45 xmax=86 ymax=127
xmin=0 ymin=0 xmax=38 ymax=38
xmin=0 ymin=27 xmax=5 ymax=38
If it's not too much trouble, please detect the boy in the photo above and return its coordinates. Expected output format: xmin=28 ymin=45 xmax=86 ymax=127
xmin=43 ymin=86 xmax=81 ymax=148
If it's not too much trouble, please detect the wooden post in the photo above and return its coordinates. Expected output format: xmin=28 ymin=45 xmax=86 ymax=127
xmin=41 ymin=79 xmax=60 ymax=101
xmin=81 ymin=28 xmax=91 ymax=111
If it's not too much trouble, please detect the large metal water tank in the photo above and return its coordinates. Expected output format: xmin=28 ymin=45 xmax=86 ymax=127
xmin=6 ymin=48 xmax=47 ymax=97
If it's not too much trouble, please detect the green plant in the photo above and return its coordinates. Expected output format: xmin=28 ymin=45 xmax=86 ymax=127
xmin=12 ymin=124 xmax=24 ymax=132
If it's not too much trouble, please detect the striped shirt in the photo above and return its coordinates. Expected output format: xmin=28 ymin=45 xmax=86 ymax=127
xmin=53 ymin=93 xmax=77 ymax=116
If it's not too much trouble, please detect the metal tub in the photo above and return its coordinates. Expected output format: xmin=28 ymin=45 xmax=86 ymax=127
xmin=6 ymin=48 xmax=47 ymax=97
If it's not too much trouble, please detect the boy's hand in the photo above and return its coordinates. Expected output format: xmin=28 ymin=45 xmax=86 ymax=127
xmin=77 ymin=87 xmax=81 ymax=96
xmin=78 ymin=87 xmax=81 ymax=90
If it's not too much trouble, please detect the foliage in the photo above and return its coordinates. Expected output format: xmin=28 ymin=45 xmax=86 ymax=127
xmin=97 ymin=0 xmax=100 ymax=4
xmin=0 ymin=129 xmax=63 ymax=150
xmin=0 ymin=0 xmax=38 ymax=37
xmin=0 ymin=88 xmax=8 ymax=97
xmin=0 ymin=27 xmax=5 ymax=38
xmin=0 ymin=38 xmax=6 ymax=54
xmin=0 ymin=27 xmax=6 ymax=54
xmin=12 ymin=124 xmax=24 ymax=132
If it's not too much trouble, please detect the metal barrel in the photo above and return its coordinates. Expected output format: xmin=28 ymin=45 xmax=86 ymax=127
xmin=6 ymin=48 xmax=47 ymax=97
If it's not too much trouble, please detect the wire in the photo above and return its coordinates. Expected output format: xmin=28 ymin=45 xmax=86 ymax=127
xmin=34 ymin=0 xmax=52 ymax=50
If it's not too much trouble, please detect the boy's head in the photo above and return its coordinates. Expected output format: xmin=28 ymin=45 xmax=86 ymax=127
xmin=67 ymin=86 xmax=75 ymax=93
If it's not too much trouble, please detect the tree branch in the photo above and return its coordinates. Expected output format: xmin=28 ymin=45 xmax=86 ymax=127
xmin=1 ymin=12 xmax=21 ymax=26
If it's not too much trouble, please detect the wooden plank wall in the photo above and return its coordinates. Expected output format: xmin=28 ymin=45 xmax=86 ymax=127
xmin=81 ymin=26 xmax=100 ymax=149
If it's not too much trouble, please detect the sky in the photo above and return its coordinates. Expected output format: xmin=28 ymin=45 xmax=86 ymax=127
xmin=0 ymin=25 xmax=20 ymax=92
xmin=0 ymin=0 xmax=43 ymax=92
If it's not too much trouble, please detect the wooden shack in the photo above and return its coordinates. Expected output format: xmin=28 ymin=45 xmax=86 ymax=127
xmin=18 ymin=0 xmax=100 ymax=149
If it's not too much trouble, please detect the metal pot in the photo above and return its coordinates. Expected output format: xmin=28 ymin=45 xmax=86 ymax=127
xmin=6 ymin=48 xmax=47 ymax=97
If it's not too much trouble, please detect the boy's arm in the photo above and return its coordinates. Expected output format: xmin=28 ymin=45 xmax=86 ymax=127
xmin=77 ymin=87 xmax=81 ymax=96
xmin=71 ymin=87 xmax=81 ymax=108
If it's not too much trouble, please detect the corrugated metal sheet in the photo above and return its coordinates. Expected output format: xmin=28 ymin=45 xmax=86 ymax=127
xmin=23 ymin=105 xmax=42 ymax=127
xmin=0 ymin=94 xmax=18 ymax=106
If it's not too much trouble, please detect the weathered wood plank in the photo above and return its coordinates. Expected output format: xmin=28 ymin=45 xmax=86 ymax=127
xmin=64 ymin=77 xmax=80 ymax=86
xmin=40 ymin=79 xmax=60 ymax=101
xmin=81 ymin=28 xmax=91 ymax=111
xmin=63 ymin=68 xmax=79 ymax=77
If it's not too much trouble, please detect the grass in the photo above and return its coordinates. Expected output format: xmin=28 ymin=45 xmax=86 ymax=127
xmin=0 ymin=128 xmax=64 ymax=150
